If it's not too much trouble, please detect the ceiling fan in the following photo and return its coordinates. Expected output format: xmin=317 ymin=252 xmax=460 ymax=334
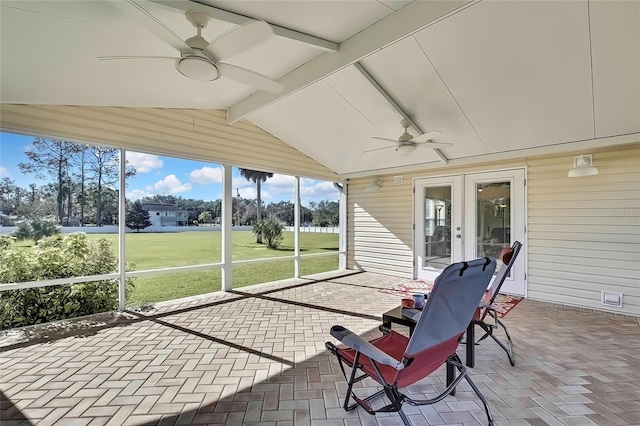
xmin=99 ymin=4 xmax=284 ymax=93
xmin=364 ymin=119 xmax=450 ymax=154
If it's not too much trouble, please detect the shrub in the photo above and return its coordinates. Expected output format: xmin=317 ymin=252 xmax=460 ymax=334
xmin=261 ymin=216 xmax=284 ymax=249
xmin=0 ymin=232 xmax=135 ymax=330
xmin=13 ymin=218 xmax=61 ymax=244
xmin=0 ymin=235 xmax=15 ymax=250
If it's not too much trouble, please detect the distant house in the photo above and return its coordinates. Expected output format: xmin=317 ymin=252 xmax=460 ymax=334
xmin=62 ymin=216 xmax=81 ymax=227
xmin=141 ymin=203 xmax=189 ymax=227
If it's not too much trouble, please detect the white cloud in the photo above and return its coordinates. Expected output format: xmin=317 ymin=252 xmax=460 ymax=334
xmin=127 ymin=152 xmax=163 ymax=173
xmin=300 ymin=180 xmax=339 ymax=200
xmin=0 ymin=166 xmax=9 ymax=177
xmin=266 ymin=174 xmax=296 ymax=187
xmin=238 ymin=187 xmax=256 ymax=199
xmin=190 ymin=166 xmax=223 ymax=184
xmin=127 ymin=188 xmax=153 ymax=200
xmin=151 ymin=174 xmax=192 ymax=194
xmin=237 ymin=187 xmax=273 ymax=201
xmin=232 ymin=176 xmax=254 ymax=188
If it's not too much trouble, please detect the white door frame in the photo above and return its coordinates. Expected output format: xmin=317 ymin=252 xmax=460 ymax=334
xmin=414 ymin=168 xmax=527 ymax=296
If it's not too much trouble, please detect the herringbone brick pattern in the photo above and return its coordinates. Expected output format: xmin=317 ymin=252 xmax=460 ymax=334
xmin=1 ymin=271 xmax=639 ymax=425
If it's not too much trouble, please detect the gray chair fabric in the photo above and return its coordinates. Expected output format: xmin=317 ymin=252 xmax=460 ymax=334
xmin=405 ymin=257 xmax=496 ymax=357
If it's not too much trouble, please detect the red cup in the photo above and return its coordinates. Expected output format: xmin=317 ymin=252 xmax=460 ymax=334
xmin=401 ymin=298 xmax=414 ymax=308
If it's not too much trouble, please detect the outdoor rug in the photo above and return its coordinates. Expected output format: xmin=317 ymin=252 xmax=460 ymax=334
xmin=380 ymin=279 xmax=522 ymax=318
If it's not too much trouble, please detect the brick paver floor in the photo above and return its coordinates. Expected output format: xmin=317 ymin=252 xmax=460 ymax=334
xmin=1 ymin=271 xmax=639 ymax=425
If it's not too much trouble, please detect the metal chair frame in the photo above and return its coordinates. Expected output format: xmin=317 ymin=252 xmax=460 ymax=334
xmin=326 ymin=258 xmax=497 ymax=426
xmin=472 ymin=241 xmax=523 ymax=366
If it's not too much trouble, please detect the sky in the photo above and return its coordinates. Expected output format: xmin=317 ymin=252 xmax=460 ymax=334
xmin=0 ymin=132 xmax=339 ymax=206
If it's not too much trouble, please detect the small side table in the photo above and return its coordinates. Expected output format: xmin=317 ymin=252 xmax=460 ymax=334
xmin=381 ymin=306 xmax=416 ymax=335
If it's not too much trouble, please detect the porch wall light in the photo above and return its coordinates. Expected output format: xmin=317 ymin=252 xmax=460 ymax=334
xmin=568 ymin=154 xmax=598 ymax=178
xmin=365 ymin=177 xmax=383 ymax=192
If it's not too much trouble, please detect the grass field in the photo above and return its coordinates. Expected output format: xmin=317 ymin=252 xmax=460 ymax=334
xmin=82 ymin=231 xmax=339 ymax=306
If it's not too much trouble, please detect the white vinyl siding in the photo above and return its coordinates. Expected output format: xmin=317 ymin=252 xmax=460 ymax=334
xmin=0 ymin=104 xmax=338 ymax=181
xmin=348 ymin=145 xmax=639 ymax=316
xmin=348 ymin=177 xmax=419 ymax=277
xmin=526 ymin=145 xmax=640 ymax=316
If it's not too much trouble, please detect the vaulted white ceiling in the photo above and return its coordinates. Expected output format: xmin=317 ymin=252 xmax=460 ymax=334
xmin=1 ymin=0 xmax=638 ymax=178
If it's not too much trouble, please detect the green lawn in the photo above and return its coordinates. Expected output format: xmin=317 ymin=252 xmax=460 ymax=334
xmin=80 ymin=231 xmax=339 ymax=306
xmin=10 ymin=230 xmax=339 ymax=306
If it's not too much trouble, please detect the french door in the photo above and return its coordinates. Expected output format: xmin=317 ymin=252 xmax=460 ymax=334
xmin=414 ymin=169 xmax=526 ymax=296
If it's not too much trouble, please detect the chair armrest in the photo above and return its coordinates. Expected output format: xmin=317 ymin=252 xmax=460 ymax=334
xmin=330 ymin=326 xmax=404 ymax=370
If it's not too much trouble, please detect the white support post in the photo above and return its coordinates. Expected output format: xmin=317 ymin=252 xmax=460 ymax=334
xmin=339 ymin=183 xmax=347 ymax=270
xmin=294 ymin=176 xmax=301 ymax=278
xmin=118 ymin=149 xmax=127 ymax=310
xmin=221 ymin=165 xmax=233 ymax=291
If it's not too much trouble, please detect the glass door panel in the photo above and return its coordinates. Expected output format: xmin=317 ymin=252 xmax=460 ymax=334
xmin=424 ymin=185 xmax=452 ymax=269
xmin=475 ymin=181 xmax=511 ymax=260
xmin=464 ymin=170 xmax=525 ymax=296
xmin=415 ymin=176 xmax=463 ymax=281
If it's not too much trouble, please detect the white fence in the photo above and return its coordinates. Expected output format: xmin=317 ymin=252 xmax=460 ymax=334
xmin=0 ymin=225 xmax=246 ymax=234
xmin=1 ymin=225 xmax=338 ymax=234
xmin=285 ymin=226 xmax=339 ymax=234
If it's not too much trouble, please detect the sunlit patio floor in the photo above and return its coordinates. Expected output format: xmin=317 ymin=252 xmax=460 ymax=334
xmin=1 ymin=271 xmax=639 ymax=425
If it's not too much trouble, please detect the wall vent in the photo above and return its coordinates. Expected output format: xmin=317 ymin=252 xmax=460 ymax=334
xmin=394 ymin=176 xmax=404 ymax=185
xmin=601 ymin=291 xmax=623 ymax=308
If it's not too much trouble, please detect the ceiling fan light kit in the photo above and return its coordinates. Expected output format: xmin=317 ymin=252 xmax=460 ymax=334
xmin=396 ymin=144 xmax=416 ymax=154
xmin=176 ymin=56 xmax=220 ymax=81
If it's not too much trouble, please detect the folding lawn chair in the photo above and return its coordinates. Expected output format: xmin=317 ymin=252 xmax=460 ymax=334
xmin=473 ymin=241 xmax=522 ymax=366
xmin=326 ymin=257 xmax=497 ymax=426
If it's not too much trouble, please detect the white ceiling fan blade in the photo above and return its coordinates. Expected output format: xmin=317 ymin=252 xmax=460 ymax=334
xmin=415 ymin=140 xmax=453 ymax=146
xmin=371 ymin=136 xmax=401 ymax=145
xmin=217 ymin=63 xmax=283 ymax=93
xmin=205 ymin=20 xmax=273 ymax=60
xmin=98 ymin=56 xmax=178 ymax=61
xmin=363 ymin=146 xmax=395 ymax=154
xmin=113 ymin=0 xmax=191 ymax=53
xmin=409 ymin=130 xmax=451 ymax=145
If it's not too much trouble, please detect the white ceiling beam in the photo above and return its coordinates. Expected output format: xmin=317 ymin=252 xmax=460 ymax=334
xmin=148 ymin=0 xmax=339 ymax=52
xmin=353 ymin=63 xmax=421 ymax=134
xmin=353 ymin=62 xmax=448 ymax=164
xmin=227 ymin=0 xmax=479 ymax=124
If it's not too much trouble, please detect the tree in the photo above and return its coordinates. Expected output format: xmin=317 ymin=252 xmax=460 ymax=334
xmin=264 ymin=200 xmax=294 ymax=225
xmin=125 ymin=200 xmax=152 ymax=232
xmin=18 ymin=138 xmax=82 ymax=224
xmin=239 ymin=169 xmax=273 ymax=242
xmin=73 ymin=146 xmax=90 ymax=225
xmin=310 ymin=200 xmax=340 ymax=226
xmin=0 ymin=178 xmax=17 ymax=216
xmin=88 ymin=147 xmax=135 ymax=225
xmin=198 ymin=211 xmax=213 ymax=225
